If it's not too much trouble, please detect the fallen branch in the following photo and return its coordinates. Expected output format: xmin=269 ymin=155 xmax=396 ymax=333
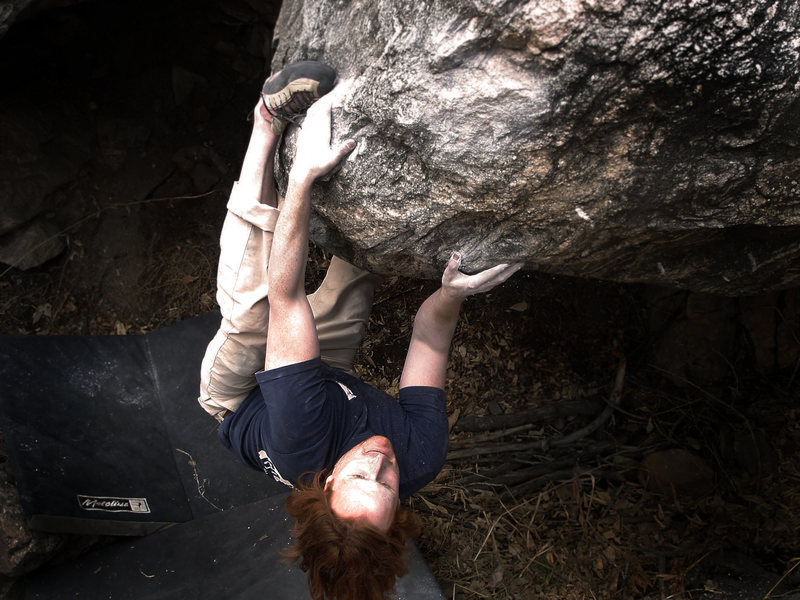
xmin=447 ymin=441 xmax=542 ymax=461
xmin=510 ymin=467 xmax=624 ymax=497
xmin=454 ymin=398 xmax=605 ymax=433
xmin=457 ymin=440 xmax=618 ymax=487
xmin=550 ymin=356 xmax=626 ymax=448
xmin=461 ymin=459 xmax=575 ymax=487
xmin=448 ymin=424 xmax=536 ymax=449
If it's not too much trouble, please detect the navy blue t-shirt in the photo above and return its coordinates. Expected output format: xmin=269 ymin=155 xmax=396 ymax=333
xmin=218 ymin=357 xmax=449 ymax=499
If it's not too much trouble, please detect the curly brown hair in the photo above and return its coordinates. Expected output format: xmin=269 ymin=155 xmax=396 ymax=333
xmin=284 ymin=471 xmax=422 ymax=600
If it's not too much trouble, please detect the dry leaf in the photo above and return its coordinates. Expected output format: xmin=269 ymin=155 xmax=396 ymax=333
xmin=490 ymin=565 xmax=504 ymax=587
xmin=32 ymin=303 xmax=52 ymax=324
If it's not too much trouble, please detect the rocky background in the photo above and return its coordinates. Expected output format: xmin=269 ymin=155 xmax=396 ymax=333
xmin=0 ymin=0 xmax=799 ymax=598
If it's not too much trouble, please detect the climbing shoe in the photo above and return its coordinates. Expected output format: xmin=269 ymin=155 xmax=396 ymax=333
xmin=260 ymin=60 xmax=337 ymax=135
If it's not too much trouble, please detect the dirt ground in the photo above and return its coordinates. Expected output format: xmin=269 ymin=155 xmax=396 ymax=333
xmin=1 ymin=1 xmax=799 ymax=598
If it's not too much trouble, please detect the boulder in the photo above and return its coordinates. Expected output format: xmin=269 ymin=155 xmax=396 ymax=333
xmin=0 ymin=100 xmax=92 ymax=269
xmin=273 ymin=0 xmax=800 ymax=295
xmin=0 ymin=217 xmax=65 ymax=271
xmin=0 ymin=438 xmax=64 ymax=578
xmin=0 ymin=1 xmax=27 ymax=39
xmin=641 ymin=449 xmax=715 ymax=498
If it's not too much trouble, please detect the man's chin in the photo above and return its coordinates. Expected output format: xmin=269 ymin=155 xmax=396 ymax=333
xmin=363 ymin=435 xmax=395 ymax=457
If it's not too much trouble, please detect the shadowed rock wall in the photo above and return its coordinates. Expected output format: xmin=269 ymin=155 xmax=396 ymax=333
xmin=272 ymin=0 xmax=800 ymax=295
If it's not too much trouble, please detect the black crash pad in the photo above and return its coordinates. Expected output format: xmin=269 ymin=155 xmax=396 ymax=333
xmin=0 ymin=311 xmax=286 ymax=535
xmin=23 ymin=492 xmax=446 ymax=600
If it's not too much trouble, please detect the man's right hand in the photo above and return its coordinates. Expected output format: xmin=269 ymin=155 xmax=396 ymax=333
xmin=289 ymin=91 xmax=356 ymax=185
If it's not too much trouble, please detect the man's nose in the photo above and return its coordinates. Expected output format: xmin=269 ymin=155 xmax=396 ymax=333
xmin=364 ymin=451 xmax=384 ymax=467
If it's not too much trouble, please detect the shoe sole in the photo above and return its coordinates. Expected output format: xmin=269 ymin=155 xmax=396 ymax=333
xmin=260 ymin=61 xmax=336 ymax=134
xmin=261 ymin=61 xmax=336 ymax=97
xmin=263 ymin=78 xmax=323 ymax=110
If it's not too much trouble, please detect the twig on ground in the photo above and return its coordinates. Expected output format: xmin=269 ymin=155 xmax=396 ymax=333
xmin=762 ymin=557 xmax=800 ymax=600
xmin=176 ymin=447 xmax=223 ymax=511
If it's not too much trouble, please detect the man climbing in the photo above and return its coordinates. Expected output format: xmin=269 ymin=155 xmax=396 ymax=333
xmin=198 ymin=61 xmax=522 ymax=600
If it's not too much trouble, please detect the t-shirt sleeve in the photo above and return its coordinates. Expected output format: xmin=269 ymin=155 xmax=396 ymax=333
xmin=397 ymin=386 xmax=449 ymax=497
xmin=255 ymin=358 xmax=337 ymax=456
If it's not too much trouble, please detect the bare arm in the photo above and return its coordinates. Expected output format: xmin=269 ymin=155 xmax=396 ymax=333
xmin=264 ymin=94 xmax=355 ymax=371
xmin=399 ymin=253 xmax=523 ymax=390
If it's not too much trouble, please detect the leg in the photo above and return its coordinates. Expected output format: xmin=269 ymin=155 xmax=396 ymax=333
xmin=199 ymin=103 xmax=281 ymax=421
xmin=312 ymin=256 xmax=380 ymax=373
xmin=200 ymin=61 xmax=349 ymax=420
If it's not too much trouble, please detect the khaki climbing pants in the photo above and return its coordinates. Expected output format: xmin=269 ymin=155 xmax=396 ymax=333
xmin=198 ymin=181 xmax=377 ymax=422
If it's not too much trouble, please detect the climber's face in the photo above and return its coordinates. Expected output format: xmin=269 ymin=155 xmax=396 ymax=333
xmin=325 ymin=435 xmax=400 ymax=531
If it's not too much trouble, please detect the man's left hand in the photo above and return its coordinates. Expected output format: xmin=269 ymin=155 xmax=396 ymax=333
xmin=441 ymin=252 xmax=523 ymax=299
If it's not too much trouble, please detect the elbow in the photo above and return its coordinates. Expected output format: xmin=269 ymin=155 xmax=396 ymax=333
xmin=266 ymin=277 xmax=306 ymax=309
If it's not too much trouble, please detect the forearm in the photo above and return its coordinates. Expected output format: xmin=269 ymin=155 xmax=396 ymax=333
xmin=400 ymin=254 xmax=522 ymax=389
xmin=399 ymin=288 xmax=464 ymax=389
xmin=267 ymin=173 xmax=313 ymax=303
xmin=413 ymin=289 xmax=464 ymax=352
